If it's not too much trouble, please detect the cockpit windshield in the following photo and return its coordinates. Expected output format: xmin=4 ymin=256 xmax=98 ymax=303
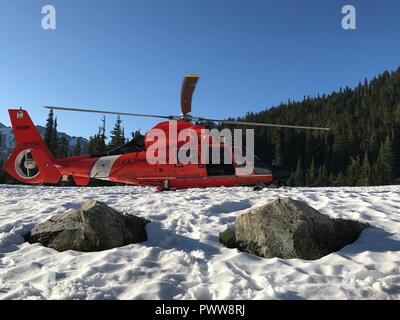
xmin=90 ymin=134 xmax=146 ymax=158
xmin=240 ymin=147 xmax=273 ymax=175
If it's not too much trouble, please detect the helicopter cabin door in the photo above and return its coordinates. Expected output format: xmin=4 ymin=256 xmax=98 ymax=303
xmin=206 ymin=146 xmax=235 ymax=176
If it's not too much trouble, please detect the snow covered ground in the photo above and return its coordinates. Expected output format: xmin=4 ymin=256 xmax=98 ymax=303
xmin=0 ymin=184 xmax=400 ymax=300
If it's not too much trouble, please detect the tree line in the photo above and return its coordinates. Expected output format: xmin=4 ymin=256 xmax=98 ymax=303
xmin=43 ymin=110 xmax=129 ymax=157
xmin=44 ymin=109 xmax=83 ymax=158
xmin=87 ymin=114 xmax=128 ymax=154
xmin=225 ymin=68 xmax=400 ymax=187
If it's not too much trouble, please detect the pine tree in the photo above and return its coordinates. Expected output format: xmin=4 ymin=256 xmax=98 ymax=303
xmin=306 ymin=158 xmax=316 ymax=186
xmin=272 ymin=135 xmax=283 ymax=166
xmin=88 ymin=116 xmax=107 ymax=154
xmin=374 ymin=137 xmax=395 ymax=185
xmin=52 ymin=117 xmax=59 ymax=155
xmin=293 ymin=159 xmax=305 ymax=186
xmin=56 ymin=136 xmax=69 ymax=158
xmin=99 ymin=116 xmax=107 ymax=152
xmin=122 ymin=127 xmax=126 ymax=144
xmin=357 ymin=152 xmax=371 ymax=186
xmin=88 ymin=135 xmax=97 ymax=154
xmin=108 ymin=115 xmax=125 ymax=150
xmin=395 ymin=104 xmax=400 ymax=124
xmin=346 ymin=157 xmax=361 ymax=186
xmin=315 ymin=165 xmax=329 ymax=187
xmin=334 ymin=172 xmax=346 ymax=186
xmin=73 ymin=138 xmax=82 ymax=156
xmin=44 ymin=109 xmax=55 ymax=154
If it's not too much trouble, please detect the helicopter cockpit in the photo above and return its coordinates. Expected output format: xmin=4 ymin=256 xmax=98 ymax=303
xmin=90 ymin=133 xmax=146 ymax=158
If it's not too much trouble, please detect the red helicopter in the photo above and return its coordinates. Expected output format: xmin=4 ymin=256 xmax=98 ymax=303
xmin=4 ymin=75 xmax=329 ymax=190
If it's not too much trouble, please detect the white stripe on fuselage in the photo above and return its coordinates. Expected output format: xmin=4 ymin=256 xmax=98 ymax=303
xmin=90 ymin=155 xmax=120 ymax=180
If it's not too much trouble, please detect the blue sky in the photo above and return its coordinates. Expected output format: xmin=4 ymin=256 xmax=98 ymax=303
xmin=0 ymin=0 xmax=399 ymax=139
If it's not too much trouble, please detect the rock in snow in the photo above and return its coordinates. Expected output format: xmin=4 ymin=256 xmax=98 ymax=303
xmin=219 ymin=227 xmax=237 ymax=249
xmin=233 ymin=197 xmax=369 ymax=260
xmin=28 ymin=200 xmax=150 ymax=252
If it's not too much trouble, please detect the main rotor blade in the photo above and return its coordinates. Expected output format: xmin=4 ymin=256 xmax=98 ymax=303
xmin=181 ymin=74 xmax=200 ymax=116
xmin=44 ymin=106 xmax=330 ymax=131
xmin=44 ymin=106 xmax=176 ymax=120
xmin=194 ymin=117 xmax=330 ymax=131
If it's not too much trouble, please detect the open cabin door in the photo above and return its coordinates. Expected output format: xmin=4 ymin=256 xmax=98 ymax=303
xmin=206 ymin=145 xmax=235 ymax=176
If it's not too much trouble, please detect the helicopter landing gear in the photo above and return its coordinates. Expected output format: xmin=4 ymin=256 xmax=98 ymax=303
xmin=253 ymin=183 xmax=268 ymax=191
xmin=156 ymin=180 xmax=172 ymax=192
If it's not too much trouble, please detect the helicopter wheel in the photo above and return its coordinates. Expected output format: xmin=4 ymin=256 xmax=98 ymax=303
xmin=156 ymin=187 xmax=173 ymax=192
xmin=156 ymin=180 xmax=173 ymax=192
xmin=253 ymin=183 xmax=267 ymax=191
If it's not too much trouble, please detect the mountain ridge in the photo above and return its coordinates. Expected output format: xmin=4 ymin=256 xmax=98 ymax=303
xmin=0 ymin=123 xmax=89 ymax=162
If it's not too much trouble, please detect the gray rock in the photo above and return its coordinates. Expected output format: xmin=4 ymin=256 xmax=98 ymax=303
xmin=28 ymin=200 xmax=150 ymax=252
xmin=234 ymin=198 xmax=368 ymax=260
xmin=219 ymin=227 xmax=237 ymax=248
